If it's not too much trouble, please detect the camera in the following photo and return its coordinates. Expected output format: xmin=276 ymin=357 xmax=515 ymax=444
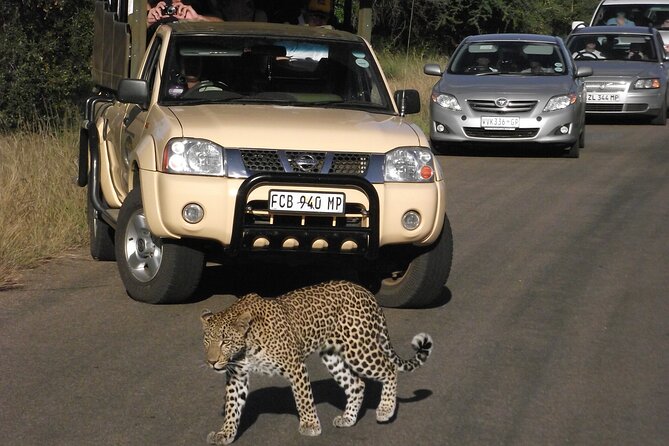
xmin=163 ymin=0 xmax=176 ymax=16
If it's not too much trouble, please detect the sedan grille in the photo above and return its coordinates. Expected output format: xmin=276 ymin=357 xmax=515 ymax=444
xmin=463 ymin=127 xmax=540 ymax=138
xmin=585 ymin=81 xmax=628 ymax=92
xmin=467 ymin=99 xmax=538 ymax=113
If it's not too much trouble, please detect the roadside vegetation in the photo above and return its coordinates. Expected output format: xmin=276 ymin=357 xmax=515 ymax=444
xmin=0 ymin=124 xmax=87 ymax=289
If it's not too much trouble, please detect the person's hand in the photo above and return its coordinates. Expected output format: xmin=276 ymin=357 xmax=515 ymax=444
xmin=175 ymin=3 xmax=202 ymax=21
xmin=147 ymin=1 xmax=167 ymax=25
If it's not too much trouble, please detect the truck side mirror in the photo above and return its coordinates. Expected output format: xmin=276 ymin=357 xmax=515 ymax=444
xmin=394 ymin=89 xmax=421 ymax=116
xmin=117 ymin=79 xmax=149 ymax=107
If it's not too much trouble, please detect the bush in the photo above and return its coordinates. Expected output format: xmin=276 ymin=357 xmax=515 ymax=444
xmin=0 ymin=1 xmax=94 ymax=131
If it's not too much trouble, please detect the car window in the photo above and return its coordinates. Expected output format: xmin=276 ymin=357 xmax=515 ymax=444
xmin=159 ymin=35 xmax=392 ymax=111
xmin=449 ymin=41 xmax=567 ymax=75
xmin=568 ymin=34 xmax=658 ymax=61
xmin=592 ymin=3 xmax=669 ymax=28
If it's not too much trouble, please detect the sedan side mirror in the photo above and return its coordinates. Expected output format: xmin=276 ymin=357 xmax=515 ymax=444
xmin=575 ymin=66 xmax=593 ymax=78
xmin=423 ymin=63 xmax=443 ymax=76
xmin=394 ymin=89 xmax=421 ymax=116
xmin=117 ymin=79 xmax=149 ymax=107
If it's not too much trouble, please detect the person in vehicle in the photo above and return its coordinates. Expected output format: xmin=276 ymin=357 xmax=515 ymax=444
xmin=626 ymin=43 xmax=648 ymax=60
xmin=607 ymin=11 xmax=635 ymax=26
xmin=147 ymin=1 xmax=222 ymax=26
xmin=521 ymin=61 xmax=549 ymax=74
xmin=572 ymin=37 xmax=605 ymax=59
xmin=465 ymin=56 xmax=498 ymax=73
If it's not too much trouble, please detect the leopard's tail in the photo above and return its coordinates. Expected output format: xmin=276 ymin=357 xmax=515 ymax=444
xmin=379 ymin=331 xmax=433 ymax=373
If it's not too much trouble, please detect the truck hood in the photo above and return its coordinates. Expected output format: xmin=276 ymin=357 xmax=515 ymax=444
xmin=166 ymin=104 xmax=423 ymax=152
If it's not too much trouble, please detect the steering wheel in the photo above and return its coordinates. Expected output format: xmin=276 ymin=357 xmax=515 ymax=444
xmin=465 ymin=65 xmax=493 ymax=74
xmin=574 ymin=51 xmax=599 ymax=60
xmin=181 ymin=80 xmax=229 ymax=98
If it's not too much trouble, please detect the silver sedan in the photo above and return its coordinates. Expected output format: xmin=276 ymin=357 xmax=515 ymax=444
xmin=566 ymin=26 xmax=669 ymax=125
xmin=425 ymin=34 xmax=592 ymax=157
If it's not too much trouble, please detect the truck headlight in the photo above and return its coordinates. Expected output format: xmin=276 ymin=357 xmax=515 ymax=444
xmin=544 ymin=93 xmax=577 ymax=112
xmin=384 ymin=147 xmax=435 ymax=182
xmin=634 ymin=79 xmax=661 ymax=89
xmin=432 ymin=93 xmax=462 ymax=111
xmin=163 ymin=138 xmax=225 ymax=176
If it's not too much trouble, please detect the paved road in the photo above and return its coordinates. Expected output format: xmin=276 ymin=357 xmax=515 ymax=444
xmin=2 ymin=121 xmax=668 ymax=446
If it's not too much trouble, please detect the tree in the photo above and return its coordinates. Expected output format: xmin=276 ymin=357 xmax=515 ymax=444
xmin=0 ymin=1 xmax=94 ymax=130
xmin=372 ymin=0 xmax=601 ymax=52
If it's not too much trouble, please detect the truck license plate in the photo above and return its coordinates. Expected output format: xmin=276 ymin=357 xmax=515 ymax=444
xmin=269 ymin=190 xmax=345 ymax=214
xmin=481 ymin=116 xmax=520 ymax=129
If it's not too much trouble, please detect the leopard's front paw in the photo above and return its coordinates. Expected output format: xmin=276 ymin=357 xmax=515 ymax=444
xmin=333 ymin=415 xmax=357 ymax=428
xmin=207 ymin=430 xmax=236 ymax=445
xmin=298 ymin=419 xmax=322 ymax=436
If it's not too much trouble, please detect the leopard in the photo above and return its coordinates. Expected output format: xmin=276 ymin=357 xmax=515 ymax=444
xmin=200 ymin=280 xmax=433 ymax=445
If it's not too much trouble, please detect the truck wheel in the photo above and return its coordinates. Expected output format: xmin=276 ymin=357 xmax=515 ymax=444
xmin=364 ymin=214 xmax=453 ymax=308
xmin=87 ymin=195 xmax=115 ymax=261
xmin=115 ymin=188 xmax=204 ymax=304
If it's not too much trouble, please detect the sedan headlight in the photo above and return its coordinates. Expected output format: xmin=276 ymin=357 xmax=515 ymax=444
xmin=544 ymin=93 xmax=577 ymax=112
xmin=384 ymin=147 xmax=435 ymax=182
xmin=432 ymin=93 xmax=462 ymax=111
xmin=634 ymin=78 xmax=661 ymax=89
xmin=163 ymin=138 xmax=225 ymax=176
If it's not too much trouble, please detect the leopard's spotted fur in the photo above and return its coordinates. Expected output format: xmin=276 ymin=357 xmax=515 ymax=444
xmin=201 ymin=280 xmax=433 ymax=445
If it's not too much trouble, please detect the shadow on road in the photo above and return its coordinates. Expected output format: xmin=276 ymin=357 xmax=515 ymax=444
xmin=231 ymin=379 xmax=433 ymax=438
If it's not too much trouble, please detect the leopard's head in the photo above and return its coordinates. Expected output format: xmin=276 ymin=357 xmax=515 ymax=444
xmin=200 ymin=308 xmax=252 ymax=373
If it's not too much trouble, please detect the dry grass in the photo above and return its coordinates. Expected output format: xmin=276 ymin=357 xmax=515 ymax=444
xmin=0 ymin=127 xmax=87 ymax=289
xmin=377 ymin=49 xmax=448 ymax=134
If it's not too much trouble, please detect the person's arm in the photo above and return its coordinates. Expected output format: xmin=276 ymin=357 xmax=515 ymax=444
xmin=147 ymin=1 xmax=167 ymax=25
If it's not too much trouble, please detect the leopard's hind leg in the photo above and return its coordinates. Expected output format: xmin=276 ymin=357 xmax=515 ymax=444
xmin=320 ymin=351 xmax=365 ymax=427
xmin=375 ymin=371 xmax=397 ymax=422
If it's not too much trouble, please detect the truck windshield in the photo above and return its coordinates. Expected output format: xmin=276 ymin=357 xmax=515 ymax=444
xmin=160 ymin=35 xmax=392 ymax=111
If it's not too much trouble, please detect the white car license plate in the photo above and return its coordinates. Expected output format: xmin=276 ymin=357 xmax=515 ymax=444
xmin=587 ymin=92 xmax=622 ymax=103
xmin=481 ymin=116 xmax=520 ymax=129
xmin=269 ymin=190 xmax=345 ymax=214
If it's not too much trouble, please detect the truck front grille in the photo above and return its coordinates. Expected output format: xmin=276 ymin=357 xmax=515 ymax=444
xmin=238 ymin=150 xmax=370 ymax=176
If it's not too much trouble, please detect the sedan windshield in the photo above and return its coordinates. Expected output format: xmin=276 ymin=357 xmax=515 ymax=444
xmin=448 ymin=41 xmax=568 ymax=76
xmin=160 ymin=35 xmax=392 ymax=111
xmin=568 ymin=34 xmax=658 ymax=62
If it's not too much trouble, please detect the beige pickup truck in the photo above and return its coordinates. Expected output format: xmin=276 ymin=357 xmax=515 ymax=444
xmin=78 ymin=0 xmax=452 ymax=307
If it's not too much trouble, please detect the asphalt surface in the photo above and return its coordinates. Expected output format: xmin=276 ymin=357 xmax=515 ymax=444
xmin=1 ymin=120 xmax=668 ymax=446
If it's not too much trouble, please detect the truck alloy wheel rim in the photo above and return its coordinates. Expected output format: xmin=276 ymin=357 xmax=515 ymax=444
xmin=124 ymin=210 xmax=163 ymax=282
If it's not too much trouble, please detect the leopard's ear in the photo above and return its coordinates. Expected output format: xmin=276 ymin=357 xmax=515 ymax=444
xmin=235 ymin=311 xmax=253 ymax=333
xmin=201 ymin=309 xmax=215 ymax=326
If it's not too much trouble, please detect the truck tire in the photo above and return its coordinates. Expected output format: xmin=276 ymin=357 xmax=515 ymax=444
xmin=364 ymin=214 xmax=453 ymax=308
xmin=87 ymin=195 xmax=115 ymax=261
xmin=115 ymin=188 xmax=204 ymax=304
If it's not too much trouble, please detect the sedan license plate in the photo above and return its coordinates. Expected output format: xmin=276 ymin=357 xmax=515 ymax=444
xmin=481 ymin=116 xmax=520 ymax=129
xmin=269 ymin=190 xmax=345 ymax=215
xmin=587 ymin=92 xmax=622 ymax=103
